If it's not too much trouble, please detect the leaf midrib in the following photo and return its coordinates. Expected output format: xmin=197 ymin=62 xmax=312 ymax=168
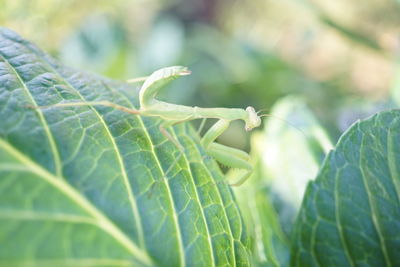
xmin=0 ymin=210 xmax=97 ymax=224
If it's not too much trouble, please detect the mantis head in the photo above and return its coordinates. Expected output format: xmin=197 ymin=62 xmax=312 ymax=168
xmin=244 ymin=106 xmax=261 ymax=131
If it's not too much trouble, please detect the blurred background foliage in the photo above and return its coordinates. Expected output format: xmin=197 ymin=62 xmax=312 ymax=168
xmin=2 ymin=0 xmax=399 ymax=141
xmin=2 ymin=0 xmax=400 ymax=265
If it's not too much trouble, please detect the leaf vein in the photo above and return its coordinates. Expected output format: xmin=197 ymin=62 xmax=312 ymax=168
xmin=359 ymin=128 xmax=391 ymax=266
xmin=0 ymin=210 xmax=97 ymax=224
xmin=180 ymin=124 xmax=239 ymax=265
xmin=334 ymin=164 xmax=355 ymax=266
xmin=0 ymin=138 xmax=152 ymax=266
xmin=133 ymin=117 xmax=186 ymax=267
xmin=0 ymin=52 xmax=63 ymax=177
xmin=387 ymin=122 xmax=400 ymax=213
xmin=0 ymin=32 xmax=147 ymax=251
xmin=170 ymin=126 xmax=217 ymax=266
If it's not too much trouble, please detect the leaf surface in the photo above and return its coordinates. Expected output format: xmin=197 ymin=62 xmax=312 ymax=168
xmin=292 ymin=110 xmax=400 ymax=266
xmin=261 ymin=96 xmax=332 ymax=209
xmin=0 ymin=28 xmax=250 ymax=266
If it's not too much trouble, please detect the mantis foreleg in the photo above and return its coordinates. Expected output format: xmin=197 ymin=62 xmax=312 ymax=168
xmin=201 ymin=119 xmax=230 ymax=148
xmin=207 ymin=143 xmax=253 ymax=186
xmin=201 ymin=119 xmax=253 ymax=186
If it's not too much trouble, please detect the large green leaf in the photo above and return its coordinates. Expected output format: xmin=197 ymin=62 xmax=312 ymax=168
xmin=0 ymin=28 xmax=251 ymax=266
xmin=291 ymin=110 xmax=400 ymax=266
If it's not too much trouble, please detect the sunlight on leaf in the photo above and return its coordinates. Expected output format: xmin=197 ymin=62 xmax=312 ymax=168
xmin=0 ymin=28 xmax=251 ymax=266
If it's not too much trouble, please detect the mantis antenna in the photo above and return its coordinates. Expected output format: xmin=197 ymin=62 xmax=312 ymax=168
xmin=30 ymin=66 xmax=262 ymax=186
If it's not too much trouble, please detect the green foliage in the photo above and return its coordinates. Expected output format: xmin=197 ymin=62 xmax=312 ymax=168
xmin=233 ymin=97 xmax=332 ymax=266
xmin=261 ymin=96 xmax=332 ymax=209
xmin=292 ymin=110 xmax=400 ymax=266
xmin=233 ymin=96 xmax=400 ymax=266
xmin=233 ymin=132 xmax=291 ymax=267
xmin=0 ymin=28 xmax=251 ymax=266
xmin=1 ymin=26 xmax=400 ymax=267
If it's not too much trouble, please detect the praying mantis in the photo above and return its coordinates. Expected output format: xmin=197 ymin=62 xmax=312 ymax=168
xmin=33 ymin=66 xmax=262 ymax=186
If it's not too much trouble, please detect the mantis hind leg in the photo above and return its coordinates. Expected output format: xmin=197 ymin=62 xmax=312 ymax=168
xmin=207 ymin=142 xmax=253 ymax=186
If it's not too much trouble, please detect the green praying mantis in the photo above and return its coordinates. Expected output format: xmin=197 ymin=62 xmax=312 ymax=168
xmin=33 ymin=66 xmax=263 ymax=186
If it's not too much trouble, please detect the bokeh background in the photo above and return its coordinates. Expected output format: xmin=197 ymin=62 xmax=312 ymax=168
xmin=2 ymin=0 xmax=400 ymax=264
xmin=2 ymin=0 xmax=399 ymax=148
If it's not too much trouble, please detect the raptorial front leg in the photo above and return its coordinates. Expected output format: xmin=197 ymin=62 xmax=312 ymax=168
xmin=201 ymin=119 xmax=253 ymax=186
xmin=206 ymin=142 xmax=253 ymax=186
